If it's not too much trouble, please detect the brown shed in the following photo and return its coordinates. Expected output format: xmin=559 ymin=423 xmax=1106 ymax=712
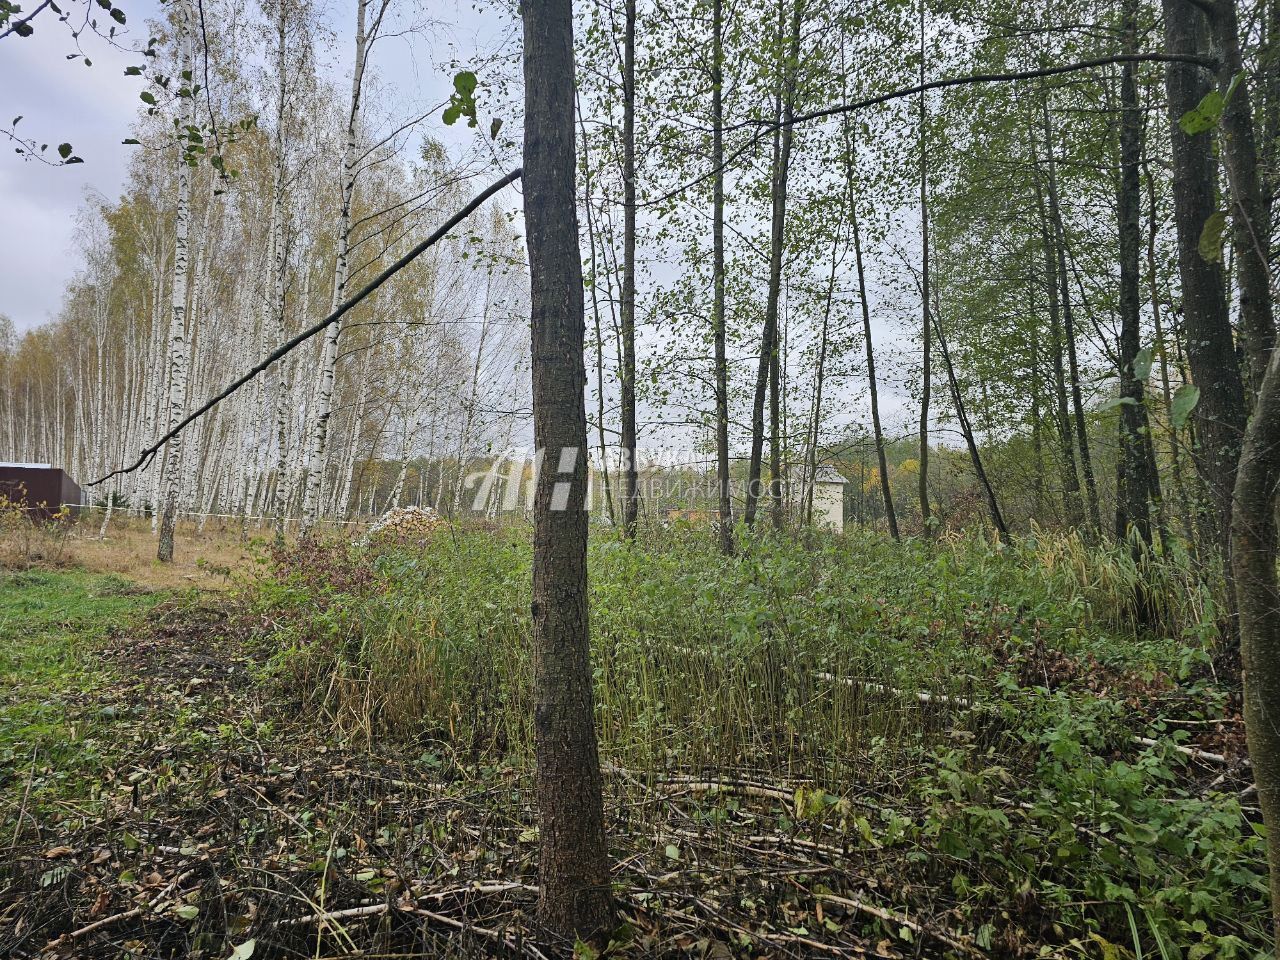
xmin=0 ymin=463 xmax=84 ymax=519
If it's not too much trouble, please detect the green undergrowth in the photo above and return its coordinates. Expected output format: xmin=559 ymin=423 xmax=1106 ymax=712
xmin=248 ymin=526 xmax=1268 ymax=957
xmin=0 ymin=570 xmax=164 ymax=811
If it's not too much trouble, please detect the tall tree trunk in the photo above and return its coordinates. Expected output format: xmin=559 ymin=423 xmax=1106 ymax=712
xmin=803 ymin=227 xmax=838 ymax=524
xmin=1232 ymin=329 xmax=1280 ymax=953
xmin=744 ymin=0 xmax=800 ymax=527
xmin=157 ymin=0 xmax=194 ymax=564
xmin=302 ymin=0 xmax=375 ymax=532
xmin=521 ymin=0 xmax=612 ymax=938
xmin=619 ymin=0 xmax=639 ymax=537
xmin=844 ymin=114 xmax=898 ymax=539
xmin=1145 ymin=159 xmax=1196 ymax=548
xmin=1031 ymin=135 xmax=1084 ymax=527
xmin=1042 ymin=98 xmax=1102 ymax=534
xmin=711 ymin=0 xmax=733 ymax=553
xmin=1030 ymin=317 xmax=1045 ymax=521
xmin=917 ymin=1 xmax=932 ymax=535
xmin=1211 ymin=0 xmax=1277 ymax=399
xmin=1162 ymin=0 xmax=1247 ymax=565
xmin=578 ymin=95 xmax=617 ymax=526
xmin=1116 ymin=0 xmax=1153 ymax=547
xmin=932 ymin=299 xmax=1008 ymax=539
xmin=269 ymin=0 xmax=291 ymax=542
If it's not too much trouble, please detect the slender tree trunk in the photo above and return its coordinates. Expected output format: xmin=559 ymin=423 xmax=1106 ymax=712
xmin=157 ymin=0 xmax=194 ymax=564
xmin=711 ymin=0 xmax=733 ymax=553
xmin=844 ymin=117 xmax=897 ymax=539
xmin=1145 ymin=160 xmax=1196 ymax=547
xmin=619 ymin=0 xmax=639 ymax=537
xmin=1116 ymin=2 xmax=1153 ymax=547
xmin=804 ymin=229 xmax=838 ymax=525
xmin=1030 ymin=315 xmax=1045 ymax=521
xmin=932 ymin=298 xmax=1008 ymax=539
xmin=521 ymin=0 xmax=612 ymax=938
xmin=270 ymin=0 xmax=292 ymax=543
xmin=745 ymin=0 xmax=800 ymax=527
xmin=1030 ymin=135 xmax=1084 ymax=528
xmin=1162 ymin=0 xmax=1248 ymax=565
xmin=578 ymin=96 xmax=617 ymax=526
xmin=1042 ymin=98 xmax=1102 ymax=534
xmin=302 ymin=0 xmax=375 ymax=532
xmin=917 ymin=2 xmax=932 ymax=535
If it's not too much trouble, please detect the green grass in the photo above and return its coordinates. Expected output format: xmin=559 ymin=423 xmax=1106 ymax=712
xmin=252 ymin=526 xmax=1268 ymax=956
xmin=0 ymin=569 xmax=163 ymax=809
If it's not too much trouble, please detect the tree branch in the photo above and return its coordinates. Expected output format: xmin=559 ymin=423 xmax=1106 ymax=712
xmin=87 ymin=167 xmax=522 ymax=487
xmin=647 ymin=53 xmax=1218 ymax=207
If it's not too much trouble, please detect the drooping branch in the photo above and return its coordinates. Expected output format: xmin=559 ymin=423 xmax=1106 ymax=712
xmin=88 ymin=167 xmax=522 ymax=487
xmin=646 ymin=53 xmax=1218 ymax=207
xmin=751 ymin=53 xmax=1217 ymax=132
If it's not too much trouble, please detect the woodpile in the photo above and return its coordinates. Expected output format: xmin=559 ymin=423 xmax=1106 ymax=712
xmin=361 ymin=506 xmax=444 ymax=546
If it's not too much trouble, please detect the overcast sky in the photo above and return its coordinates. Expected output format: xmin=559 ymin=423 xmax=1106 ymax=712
xmin=1 ymin=4 xmax=153 ymax=331
xmin=0 ymin=0 xmax=921 ymax=440
xmin=0 ymin=0 xmax=510 ymax=332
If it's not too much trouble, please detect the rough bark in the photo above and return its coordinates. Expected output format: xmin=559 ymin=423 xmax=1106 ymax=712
xmin=521 ymin=0 xmax=612 ymax=939
xmin=1162 ymin=0 xmax=1247 ymax=563
xmin=1233 ymin=339 xmax=1280 ymax=952
xmin=1211 ymin=0 xmax=1276 ymax=400
xmin=1116 ymin=1 xmax=1153 ymax=547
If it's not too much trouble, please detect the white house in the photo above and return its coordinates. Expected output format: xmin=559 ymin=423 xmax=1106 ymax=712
xmin=811 ymin=466 xmax=847 ymax=532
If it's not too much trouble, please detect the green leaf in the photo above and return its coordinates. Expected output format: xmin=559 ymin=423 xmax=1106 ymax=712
xmin=57 ymin=143 xmax=72 ymax=159
xmin=229 ymin=940 xmax=256 ymax=960
xmin=443 ymin=69 xmax=479 ymax=128
xmin=1198 ymin=210 xmax=1228 ymax=263
xmin=173 ymin=904 xmax=199 ymax=920
xmin=1171 ymin=383 xmax=1201 ymax=430
xmin=489 ymin=117 xmax=503 ymax=140
xmin=140 ymin=91 xmax=156 ymax=105
xmin=1133 ymin=346 xmax=1153 ymax=382
xmin=663 ymin=843 xmax=681 ymax=861
xmin=1180 ymin=90 xmax=1224 ymax=135
xmin=1098 ymin=396 xmax=1138 ymax=412
xmin=453 ymin=69 xmax=477 ymax=97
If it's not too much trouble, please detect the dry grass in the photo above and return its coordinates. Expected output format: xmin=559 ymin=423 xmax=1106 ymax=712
xmin=8 ymin=513 xmax=263 ymax=591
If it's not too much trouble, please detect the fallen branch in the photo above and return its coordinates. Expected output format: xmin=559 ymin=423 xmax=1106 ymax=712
xmin=815 ymin=891 xmax=983 ymax=958
xmin=605 ymin=766 xmax=794 ymax=807
xmin=1133 ymin=736 xmax=1240 ymax=767
xmin=276 ymin=882 xmax=535 ymax=929
xmin=48 ymin=864 xmax=202 ymax=948
xmin=816 ymin=672 xmax=972 ymax=708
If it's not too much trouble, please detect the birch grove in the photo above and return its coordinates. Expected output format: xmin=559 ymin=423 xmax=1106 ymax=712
xmin=0 ymin=0 xmax=529 ymax=533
